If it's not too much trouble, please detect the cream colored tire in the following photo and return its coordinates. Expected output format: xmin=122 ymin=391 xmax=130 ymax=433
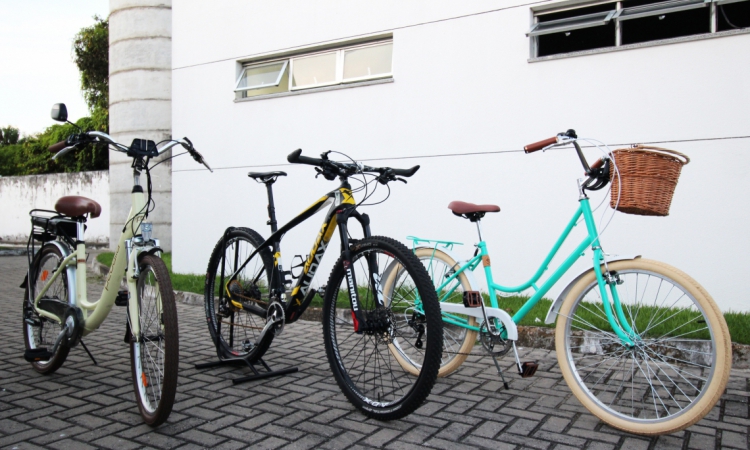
xmin=386 ymin=248 xmax=477 ymax=377
xmin=555 ymin=258 xmax=731 ymax=435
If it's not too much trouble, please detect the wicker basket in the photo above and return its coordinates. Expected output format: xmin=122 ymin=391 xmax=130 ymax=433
xmin=609 ymin=145 xmax=690 ymax=216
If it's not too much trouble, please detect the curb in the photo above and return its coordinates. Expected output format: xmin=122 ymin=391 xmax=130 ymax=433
xmin=89 ymin=257 xmax=750 ymax=369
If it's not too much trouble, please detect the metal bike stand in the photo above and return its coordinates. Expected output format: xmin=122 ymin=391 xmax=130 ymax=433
xmin=195 ymin=357 xmax=298 ymax=385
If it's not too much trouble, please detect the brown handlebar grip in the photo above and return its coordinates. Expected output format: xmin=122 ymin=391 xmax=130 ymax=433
xmin=48 ymin=140 xmax=67 ymax=153
xmin=590 ymin=158 xmax=605 ymax=170
xmin=524 ymin=136 xmax=557 ymax=153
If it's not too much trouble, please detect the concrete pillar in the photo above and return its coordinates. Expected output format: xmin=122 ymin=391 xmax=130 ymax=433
xmin=108 ymin=0 xmax=172 ymax=251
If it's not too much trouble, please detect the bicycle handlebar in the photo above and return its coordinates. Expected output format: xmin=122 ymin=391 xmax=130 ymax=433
xmin=287 ymin=149 xmax=323 ymax=166
xmin=47 ymin=131 xmax=212 ymax=171
xmin=524 ymin=137 xmax=558 ymax=153
xmin=287 ymin=149 xmax=420 ymax=181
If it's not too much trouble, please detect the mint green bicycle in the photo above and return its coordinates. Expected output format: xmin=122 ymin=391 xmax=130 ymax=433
xmin=390 ymin=130 xmax=731 ymax=435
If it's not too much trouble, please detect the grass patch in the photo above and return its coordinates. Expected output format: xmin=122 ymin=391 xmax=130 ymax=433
xmin=97 ymin=251 xmax=205 ymax=295
xmin=96 ymin=251 xmax=750 ymax=344
xmin=96 ymin=252 xmax=114 ymax=266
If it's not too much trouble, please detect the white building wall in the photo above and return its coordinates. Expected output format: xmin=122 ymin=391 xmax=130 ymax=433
xmin=171 ymin=1 xmax=750 ymax=312
xmin=0 ymin=171 xmax=110 ymax=245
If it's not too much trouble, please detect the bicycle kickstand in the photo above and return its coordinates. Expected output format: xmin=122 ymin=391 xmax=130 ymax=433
xmin=488 ymin=350 xmax=510 ymax=390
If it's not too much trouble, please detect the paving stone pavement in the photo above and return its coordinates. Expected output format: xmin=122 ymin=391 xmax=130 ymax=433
xmin=1 ymin=255 xmax=748 ymax=450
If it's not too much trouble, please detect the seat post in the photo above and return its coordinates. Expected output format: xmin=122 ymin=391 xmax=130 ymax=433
xmin=475 ymin=220 xmax=484 ymax=242
xmin=265 ymin=182 xmax=278 ymax=233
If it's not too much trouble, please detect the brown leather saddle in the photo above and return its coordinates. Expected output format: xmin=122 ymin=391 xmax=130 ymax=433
xmin=54 ymin=196 xmax=102 ymax=218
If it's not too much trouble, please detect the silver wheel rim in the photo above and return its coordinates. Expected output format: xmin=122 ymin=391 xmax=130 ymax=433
xmin=416 ymin=253 xmax=471 ymax=368
xmin=213 ymin=236 xmax=269 ymax=356
xmin=27 ymin=252 xmax=67 ymax=367
xmin=563 ymin=268 xmax=717 ymax=423
xmin=331 ymin=248 xmax=423 ymax=407
xmin=135 ymin=266 xmax=166 ymax=414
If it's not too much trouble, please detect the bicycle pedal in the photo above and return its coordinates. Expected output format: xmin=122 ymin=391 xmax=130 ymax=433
xmin=463 ymin=291 xmax=482 ymax=308
xmin=115 ymin=290 xmax=128 ymax=307
xmin=24 ymin=348 xmax=54 ymax=362
xmin=519 ymin=361 xmax=538 ymax=378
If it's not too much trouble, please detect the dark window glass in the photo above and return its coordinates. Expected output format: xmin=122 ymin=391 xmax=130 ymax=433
xmin=621 ymin=7 xmax=710 ymax=44
xmin=718 ymin=2 xmax=750 ymax=31
xmin=536 ymin=4 xmax=616 ymax=56
xmin=538 ymin=22 xmax=616 ymax=56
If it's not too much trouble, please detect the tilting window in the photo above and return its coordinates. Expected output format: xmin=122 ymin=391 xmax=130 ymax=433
xmin=237 ymin=40 xmax=393 ymax=99
xmin=716 ymin=0 xmax=750 ymax=31
xmin=235 ymin=61 xmax=289 ymax=95
xmin=618 ymin=0 xmax=711 ymax=44
xmin=531 ymin=4 xmax=617 ymax=57
xmin=530 ymin=0 xmax=749 ymax=58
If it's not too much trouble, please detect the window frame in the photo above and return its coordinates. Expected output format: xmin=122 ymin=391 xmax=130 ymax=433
xmin=289 ymin=41 xmax=394 ymax=91
xmin=527 ymin=10 xmax=617 ymax=37
xmin=236 ymin=39 xmax=394 ymax=99
xmin=234 ymin=60 xmax=289 ymax=93
xmin=529 ymin=0 xmax=750 ymax=60
xmin=613 ymin=0 xmax=710 ymax=22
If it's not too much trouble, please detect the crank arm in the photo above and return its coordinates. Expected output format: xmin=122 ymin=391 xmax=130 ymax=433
xmin=439 ymin=303 xmax=518 ymax=341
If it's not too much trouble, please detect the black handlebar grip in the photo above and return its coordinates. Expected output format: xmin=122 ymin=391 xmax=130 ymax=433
xmin=287 ymin=149 xmax=302 ymax=163
xmin=391 ymin=165 xmax=420 ymax=177
xmin=48 ymin=140 xmax=68 ymax=153
xmin=287 ymin=149 xmax=324 ymax=166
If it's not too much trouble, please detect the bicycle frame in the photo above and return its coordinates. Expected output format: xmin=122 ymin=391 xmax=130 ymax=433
xmin=28 ymin=170 xmax=160 ymax=339
xmin=224 ymin=179 xmax=375 ymax=324
xmin=428 ymin=196 xmax=636 ymax=346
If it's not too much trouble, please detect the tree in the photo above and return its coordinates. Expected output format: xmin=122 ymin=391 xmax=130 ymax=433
xmin=0 ymin=126 xmax=19 ymax=146
xmin=0 ymin=16 xmax=110 ymax=176
xmin=73 ymin=15 xmax=109 ymax=131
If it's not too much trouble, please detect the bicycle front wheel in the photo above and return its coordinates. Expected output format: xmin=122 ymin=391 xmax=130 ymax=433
xmin=130 ymin=254 xmax=178 ymax=427
xmin=394 ymin=248 xmax=476 ymax=377
xmin=204 ymin=227 xmax=275 ymax=362
xmin=555 ymin=258 xmax=731 ymax=435
xmin=322 ymin=236 xmax=443 ymax=420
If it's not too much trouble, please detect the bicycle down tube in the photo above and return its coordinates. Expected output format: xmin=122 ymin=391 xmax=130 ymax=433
xmin=225 ymin=183 xmax=375 ymax=324
xmin=30 ymin=174 xmax=149 ymax=337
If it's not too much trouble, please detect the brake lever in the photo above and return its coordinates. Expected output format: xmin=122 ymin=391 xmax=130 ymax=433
xmin=51 ymin=144 xmax=78 ymax=161
xmin=181 ymin=137 xmax=213 ymax=172
xmin=396 ymin=177 xmax=407 ymax=184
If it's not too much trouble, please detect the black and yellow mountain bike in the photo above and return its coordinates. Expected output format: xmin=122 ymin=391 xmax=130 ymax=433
xmin=202 ymin=149 xmax=443 ymax=420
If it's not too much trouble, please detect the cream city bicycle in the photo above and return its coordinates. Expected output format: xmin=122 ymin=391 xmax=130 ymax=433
xmin=21 ymin=103 xmax=212 ymax=426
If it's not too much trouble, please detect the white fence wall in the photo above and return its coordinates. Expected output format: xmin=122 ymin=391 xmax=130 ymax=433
xmin=171 ymin=1 xmax=750 ymax=312
xmin=0 ymin=171 xmax=110 ymax=245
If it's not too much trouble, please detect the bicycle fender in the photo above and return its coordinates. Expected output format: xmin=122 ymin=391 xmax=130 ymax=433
xmin=413 ymin=245 xmax=480 ymax=292
xmin=440 ymin=302 xmax=518 ymax=341
xmin=544 ymin=254 xmax=641 ymax=324
xmin=27 ymin=241 xmax=77 ymax=309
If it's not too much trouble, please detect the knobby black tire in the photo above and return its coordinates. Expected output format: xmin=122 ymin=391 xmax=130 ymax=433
xmin=555 ymin=258 xmax=731 ymax=436
xmin=204 ymin=227 xmax=275 ymax=362
xmin=23 ymin=244 xmax=70 ymax=374
xmin=130 ymin=254 xmax=178 ymax=427
xmin=322 ymin=236 xmax=443 ymax=420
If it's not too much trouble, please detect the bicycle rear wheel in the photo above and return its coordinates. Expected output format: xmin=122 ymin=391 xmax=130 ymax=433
xmin=130 ymin=254 xmax=178 ymax=426
xmin=204 ymin=227 xmax=275 ymax=362
xmin=322 ymin=236 xmax=442 ymax=420
xmin=555 ymin=258 xmax=731 ymax=435
xmin=391 ymin=248 xmax=476 ymax=377
xmin=23 ymin=244 xmax=70 ymax=374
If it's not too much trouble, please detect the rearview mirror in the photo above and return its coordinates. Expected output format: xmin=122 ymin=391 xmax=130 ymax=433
xmin=51 ymin=103 xmax=68 ymax=122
